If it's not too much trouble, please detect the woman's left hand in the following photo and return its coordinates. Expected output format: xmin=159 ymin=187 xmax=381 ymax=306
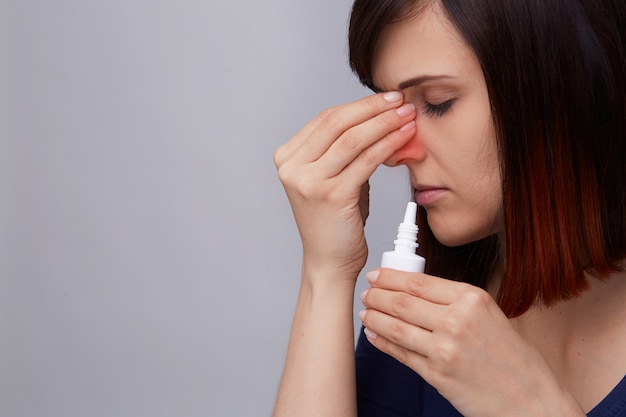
xmin=359 ymin=268 xmax=586 ymax=417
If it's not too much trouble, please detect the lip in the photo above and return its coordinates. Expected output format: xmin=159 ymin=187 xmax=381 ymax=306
xmin=414 ymin=185 xmax=448 ymax=206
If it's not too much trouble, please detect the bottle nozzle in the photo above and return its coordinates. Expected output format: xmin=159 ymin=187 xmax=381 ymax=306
xmin=394 ymin=202 xmax=419 ymax=252
xmin=403 ymin=201 xmax=417 ymax=224
xmin=380 ymin=201 xmax=426 ymax=272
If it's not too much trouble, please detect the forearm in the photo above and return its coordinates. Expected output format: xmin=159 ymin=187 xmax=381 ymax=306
xmin=273 ymin=269 xmax=358 ymax=417
xmin=270 ymin=90 xmax=411 ymax=416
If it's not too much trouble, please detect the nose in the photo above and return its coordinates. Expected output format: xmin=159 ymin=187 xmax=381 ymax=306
xmin=383 ymin=131 xmax=426 ymax=167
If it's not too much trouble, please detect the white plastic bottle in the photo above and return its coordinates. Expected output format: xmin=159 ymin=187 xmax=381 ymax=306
xmin=380 ymin=202 xmax=426 ymax=273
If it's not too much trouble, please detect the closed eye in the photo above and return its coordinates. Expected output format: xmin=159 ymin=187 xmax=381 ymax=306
xmin=422 ymin=100 xmax=453 ymax=118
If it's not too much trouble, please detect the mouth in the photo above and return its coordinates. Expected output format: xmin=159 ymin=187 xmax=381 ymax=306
xmin=413 ymin=185 xmax=448 ymax=206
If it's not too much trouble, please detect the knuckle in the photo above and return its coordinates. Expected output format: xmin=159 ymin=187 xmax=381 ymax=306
xmin=440 ymin=313 xmax=467 ymax=338
xmin=394 ymin=346 xmax=410 ymax=365
xmin=337 ymin=132 xmax=361 ymax=152
xmin=273 ymin=146 xmax=287 ymax=168
xmin=357 ymin=144 xmax=379 ymax=166
xmin=389 ymin=321 xmax=406 ymax=344
xmin=294 ymin=176 xmax=320 ymax=199
xmin=379 ymin=108 xmax=399 ymax=126
xmin=277 ymin=163 xmax=319 ymax=198
xmin=319 ymin=110 xmax=343 ymax=133
xmin=460 ymin=286 xmax=491 ymax=309
xmin=407 ymin=274 xmax=427 ymax=296
xmin=275 ymin=163 xmax=292 ymax=185
xmin=390 ymin=293 xmax=410 ymax=316
xmin=432 ymin=339 xmax=461 ymax=368
xmin=362 ymin=94 xmax=381 ymax=113
xmin=316 ymin=107 xmax=335 ymax=121
xmin=316 ymin=108 xmax=330 ymax=120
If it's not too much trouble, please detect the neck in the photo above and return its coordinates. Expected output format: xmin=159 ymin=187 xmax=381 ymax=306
xmin=513 ymin=267 xmax=626 ymax=337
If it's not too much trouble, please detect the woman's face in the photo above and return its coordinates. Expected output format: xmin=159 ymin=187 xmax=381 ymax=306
xmin=371 ymin=4 xmax=503 ymax=247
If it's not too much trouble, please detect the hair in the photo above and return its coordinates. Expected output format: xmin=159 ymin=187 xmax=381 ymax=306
xmin=349 ymin=0 xmax=626 ymax=317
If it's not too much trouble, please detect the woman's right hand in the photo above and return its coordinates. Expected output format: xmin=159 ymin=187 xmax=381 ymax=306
xmin=273 ymin=91 xmax=417 ymax=284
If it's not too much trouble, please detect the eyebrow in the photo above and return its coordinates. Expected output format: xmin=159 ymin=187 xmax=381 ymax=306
xmin=371 ymin=74 xmax=458 ymax=93
xmin=399 ymin=74 xmax=458 ymax=90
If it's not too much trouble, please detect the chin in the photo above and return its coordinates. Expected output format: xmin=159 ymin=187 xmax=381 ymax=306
xmin=429 ymin=224 xmax=496 ymax=247
xmin=426 ymin=209 xmax=503 ymax=247
xmin=432 ymin=233 xmax=479 ymax=247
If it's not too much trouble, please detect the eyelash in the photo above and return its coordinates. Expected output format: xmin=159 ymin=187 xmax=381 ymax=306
xmin=422 ymin=100 xmax=453 ymax=118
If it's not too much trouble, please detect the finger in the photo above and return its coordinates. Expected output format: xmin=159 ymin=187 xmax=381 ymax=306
xmin=360 ymin=308 xmax=434 ymax=358
xmin=361 ymin=287 xmax=443 ymax=331
xmin=287 ymin=92 xmax=406 ymax=165
xmin=364 ymin=329 xmax=431 ymax=381
xmin=317 ymin=103 xmax=416 ymax=177
xmin=367 ymin=269 xmax=472 ymax=305
xmin=338 ymin=118 xmax=415 ymax=182
xmin=273 ymin=105 xmax=340 ymax=167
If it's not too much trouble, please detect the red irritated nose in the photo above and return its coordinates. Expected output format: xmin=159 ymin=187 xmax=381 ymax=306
xmin=384 ymin=136 xmax=426 ymax=167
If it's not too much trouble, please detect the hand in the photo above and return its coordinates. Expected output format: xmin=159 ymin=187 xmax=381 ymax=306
xmin=273 ymin=93 xmax=417 ymax=281
xmin=359 ymin=269 xmax=585 ymax=417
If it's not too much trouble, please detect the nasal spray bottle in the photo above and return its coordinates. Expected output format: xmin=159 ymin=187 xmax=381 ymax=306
xmin=380 ymin=202 xmax=426 ymax=273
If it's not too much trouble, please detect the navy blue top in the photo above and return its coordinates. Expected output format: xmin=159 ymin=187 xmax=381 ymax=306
xmin=355 ymin=327 xmax=626 ymax=416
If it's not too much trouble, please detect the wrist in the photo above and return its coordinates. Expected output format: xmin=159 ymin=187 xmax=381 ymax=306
xmin=301 ymin=254 xmax=364 ymax=287
xmin=300 ymin=266 xmax=357 ymax=300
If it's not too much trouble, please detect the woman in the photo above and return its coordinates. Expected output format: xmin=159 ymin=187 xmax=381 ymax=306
xmin=273 ymin=0 xmax=625 ymax=416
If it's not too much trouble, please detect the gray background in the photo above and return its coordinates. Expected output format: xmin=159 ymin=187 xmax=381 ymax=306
xmin=1 ymin=1 xmax=411 ymax=416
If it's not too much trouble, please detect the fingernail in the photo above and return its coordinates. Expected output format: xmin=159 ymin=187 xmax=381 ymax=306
xmin=360 ymin=289 xmax=368 ymax=303
xmin=364 ymin=328 xmax=378 ymax=340
xmin=358 ymin=310 xmax=366 ymax=321
xmin=366 ymin=270 xmax=379 ymax=283
xmin=396 ymin=103 xmax=415 ymax=117
xmin=383 ymin=91 xmax=403 ymax=102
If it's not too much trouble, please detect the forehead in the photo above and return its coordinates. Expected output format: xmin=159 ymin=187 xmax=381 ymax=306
xmin=371 ymin=5 xmax=479 ymax=91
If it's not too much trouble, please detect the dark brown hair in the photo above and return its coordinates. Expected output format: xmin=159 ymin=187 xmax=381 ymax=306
xmin=349 ymin=0 xmax=626 ymax=316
